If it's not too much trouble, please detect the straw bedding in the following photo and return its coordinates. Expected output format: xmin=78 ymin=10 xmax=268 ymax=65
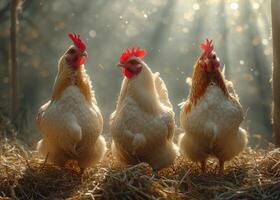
xmin=0 ymin=115 xmax=279 ymax=200
xmin=0 ymin=134 xmax=279 ymax=200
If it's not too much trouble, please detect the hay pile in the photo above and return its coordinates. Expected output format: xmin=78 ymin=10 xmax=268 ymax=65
xmin=0 ymin=135 xmax=280 ymax=200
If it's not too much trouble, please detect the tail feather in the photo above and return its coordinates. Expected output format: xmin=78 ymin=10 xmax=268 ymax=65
xmin=222 ymin=65 xmax=226 ymax=77
xmin=225 ymin=80 xmax=239 ymax=98
xmin=154 ymin=72 xmax=172 ymax=108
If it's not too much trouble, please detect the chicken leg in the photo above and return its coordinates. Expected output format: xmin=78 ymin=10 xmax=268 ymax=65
xmin=219 ymin=160 xmax=224 ymax=174
xmin=200 ymin=160 xmax=206 ymax=172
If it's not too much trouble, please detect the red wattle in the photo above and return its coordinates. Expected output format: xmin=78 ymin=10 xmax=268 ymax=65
xmin=77 ymin=56 xmax=86 ymax=65
xmin=122 ymin=68 xmax=134 ymax=79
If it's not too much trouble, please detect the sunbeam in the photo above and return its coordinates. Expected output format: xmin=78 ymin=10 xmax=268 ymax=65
xmin=0 ymin=0 xmax=272 ymax=143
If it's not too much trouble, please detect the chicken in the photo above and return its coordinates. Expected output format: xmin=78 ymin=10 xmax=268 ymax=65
xmin=110 ymin=48 xmax=178 ymax=171
xmin=178 ymin=39 xmax=248 ymax=173
xmin=36 ymin=33 xmax=106 ymax=169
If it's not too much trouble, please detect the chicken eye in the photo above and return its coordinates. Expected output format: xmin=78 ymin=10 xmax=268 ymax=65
xmin=129 ymin=59 xmax=139 ymax=65
xmin=68 ymin=49 xmax=76 ymax=54
xmin=212 ymin=54 xmax=216 ymax=59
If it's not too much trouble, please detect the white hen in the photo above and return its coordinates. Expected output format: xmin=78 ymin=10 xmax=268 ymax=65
xmin=36 ymin=33 xmax=106 ymax=169
xmin=179 ymin=39 xmax=248 ymax=173
xmin=110 ymin=48 xmax=177 ymax=170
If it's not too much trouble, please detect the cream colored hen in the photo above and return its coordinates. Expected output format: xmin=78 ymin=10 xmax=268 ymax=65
xmin=110 ymin=48 xmax=178 ymax=170
xmin=179 ymin=39 xmax=248 ymax=173
xmin=36 ymin=33 xmax=106 ymax=169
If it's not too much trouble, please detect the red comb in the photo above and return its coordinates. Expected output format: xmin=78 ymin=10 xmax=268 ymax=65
xmin=68 ymin=33 xmax=86 ymax=51
xmin=119 ymin=47 xmax=146 ymax=62
xmin=200 ymin=38 xmax=214 ymax=56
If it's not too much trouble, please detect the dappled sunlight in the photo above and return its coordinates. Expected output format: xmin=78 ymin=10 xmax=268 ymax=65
xmin=0 ymin=0 xmax=272 ymax=142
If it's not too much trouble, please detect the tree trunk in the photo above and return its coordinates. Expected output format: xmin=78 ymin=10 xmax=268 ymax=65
xmin=272 ymin=0 xmax=280 ymax=146
xmin=10 ymin=0 xmax=18 ymax=120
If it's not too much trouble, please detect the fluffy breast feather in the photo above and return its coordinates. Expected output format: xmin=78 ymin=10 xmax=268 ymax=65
xmin=39 ymin=85 xmax=102 ymax=137
xmin=110 ymin=96 xmax=173 ymax=143
xmin=182 ymin=84 xmax=243 ymax=138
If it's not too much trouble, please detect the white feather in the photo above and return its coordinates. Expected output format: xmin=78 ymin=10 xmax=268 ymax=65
xmin=110 ymin=66 xmax=177 ymax=170
xmin=37 ymin=85 xmax=106 ymax=168
xmin=179 ymin=83 xmax=247 ymax=164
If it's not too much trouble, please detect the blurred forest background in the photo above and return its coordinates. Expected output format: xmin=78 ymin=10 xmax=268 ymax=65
xmin=0 ymin=0 xmax=272 ymax=146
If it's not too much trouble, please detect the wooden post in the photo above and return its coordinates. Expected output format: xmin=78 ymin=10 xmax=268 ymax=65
xmin=272 ymin=0 xmax=280 ymax=146
xmin=10 ymin=0 xmax=18 ymax=120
